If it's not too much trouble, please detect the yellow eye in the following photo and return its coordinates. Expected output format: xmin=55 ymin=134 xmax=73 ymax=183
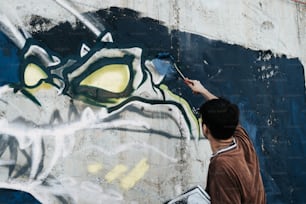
xmin=80 ymin=64 xmax=130 ymax=93
xmin=24 ymin=63 xmax=48 ymax=87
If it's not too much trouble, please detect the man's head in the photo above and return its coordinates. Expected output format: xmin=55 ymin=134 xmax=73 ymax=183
xmin=200 ymin=98 xmax=239 ymax=140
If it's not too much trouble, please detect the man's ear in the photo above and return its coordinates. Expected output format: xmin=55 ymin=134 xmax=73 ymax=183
xmin=203 ymin=124 xmax=209 ymax=135
xmin=202 ymin=124 xmax=210 ymax=140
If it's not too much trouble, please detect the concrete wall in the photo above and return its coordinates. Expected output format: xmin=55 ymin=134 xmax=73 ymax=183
xmin=0 ymin=0 xmax=305 ymax=203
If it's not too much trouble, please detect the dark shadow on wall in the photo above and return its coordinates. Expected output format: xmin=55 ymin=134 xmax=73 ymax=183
xmin=0 ymin=6 xmax=304 ymax=204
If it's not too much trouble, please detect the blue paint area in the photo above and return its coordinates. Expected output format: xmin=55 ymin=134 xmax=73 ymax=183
xmin=175 ymin=35 xmax=306 ymax=203
xmin=0 ymin=7 xmax=304 ymax=203
xmin=0 ymin=33 xmax=20 ymax=86
xmin=152 ymin=58 xmax=177 ymax=80
xmin=0 ymin=189 xmax=41 ymax=204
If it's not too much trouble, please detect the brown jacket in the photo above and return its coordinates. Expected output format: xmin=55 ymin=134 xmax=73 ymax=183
xmin=206 ymin=126 xmax=266 ymax=204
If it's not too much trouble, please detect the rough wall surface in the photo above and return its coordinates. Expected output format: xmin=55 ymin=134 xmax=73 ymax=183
xmin=0 ymin=0 xmax=305 ymax=203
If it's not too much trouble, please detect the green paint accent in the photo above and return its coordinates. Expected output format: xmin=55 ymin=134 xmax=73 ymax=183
xmin=159 ymin=84 xmax=200 ymax=136
xmin=78 ymin=95 xmax=127 ymax=108
xmin=21 ymin=89 xmax=41 ymax=106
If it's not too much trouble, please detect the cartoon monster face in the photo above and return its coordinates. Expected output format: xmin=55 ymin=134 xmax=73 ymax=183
xmin=0 ymin=8 xmax=204 ymax=204
xmin=19 ymin=39 xmax=163 ymax=106
xmin=60 ymin=44 xmax=141 ymax=105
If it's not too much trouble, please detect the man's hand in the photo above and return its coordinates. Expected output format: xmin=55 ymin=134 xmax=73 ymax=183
xmin=184 ymin=78 xmax=217 ymax=100
xmin=184 ymin=78 xmax=205 ymax=94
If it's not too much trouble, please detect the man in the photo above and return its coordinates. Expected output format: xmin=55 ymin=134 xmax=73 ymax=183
xmin=185 ymin=78 xmax=266 ymax=204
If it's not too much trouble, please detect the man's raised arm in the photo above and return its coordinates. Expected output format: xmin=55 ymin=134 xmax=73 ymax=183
xmin=184 ymin=78 xmax=217 ymax=100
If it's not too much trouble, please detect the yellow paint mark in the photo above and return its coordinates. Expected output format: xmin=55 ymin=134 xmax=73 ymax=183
xmin=26 ymin=82 xmax=53 ymax=94
xmin=80 ymin=64 xmax=130 ymax=93
xmin=24 ymin=63 xmax=48 ymax=87
xmin=120 ymin=159 xmax=149 ymax=190
xmin=105 ymin=164 xmax=128 ymax=183
xmin=87 ymin=163 xmax=103 ymax=174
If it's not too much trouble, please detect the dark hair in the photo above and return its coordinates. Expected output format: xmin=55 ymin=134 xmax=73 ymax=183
xmin=199 ymin=98 xmax=239 ymax=140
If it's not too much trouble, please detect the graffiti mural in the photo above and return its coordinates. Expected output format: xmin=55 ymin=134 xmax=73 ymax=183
xmin=0 ymin=3 xmax=204 ymax=203
xmin=0 ymin=2 xmax=305 ymax=204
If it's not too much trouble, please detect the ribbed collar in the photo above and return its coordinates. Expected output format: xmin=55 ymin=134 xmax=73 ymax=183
xmin=211 ymin=137 xmax=237 ymax=158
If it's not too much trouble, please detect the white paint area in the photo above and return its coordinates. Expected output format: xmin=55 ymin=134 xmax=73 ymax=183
xmin=0 ymin=85 xmax=207 ymax=203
